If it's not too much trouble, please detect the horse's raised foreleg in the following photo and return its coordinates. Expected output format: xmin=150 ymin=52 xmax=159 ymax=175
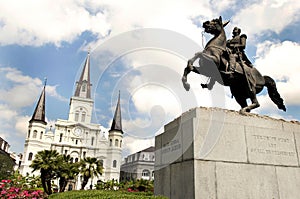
xmin=188 ymin=52 xmax=202 ymax=70
xmin=182 ymin=66 xmax=191 ymax=91
xmin=182 ymin=52 xmax=202 ymax=91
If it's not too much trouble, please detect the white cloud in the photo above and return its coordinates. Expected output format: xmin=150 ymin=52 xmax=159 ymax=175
xmin=98 ymin=0 xmax=212 ymax=34
xmin=0 ymin=0 xmax=111 ymax=46
xmin=5 ymin=67 xmax=42 ymax=85
xmin=46 ymin=85 xmax=69 ymax=103
xmin=0 ymin=104 xmax=19 ymax=141
xmin=0 ymin=104 xmax=25 ymax=141
xmin=0 ymin=104 xmax=17 ymax=121
xmin=0 ymin=67 xmax=67 ymax=108
xmin=0 ymin=84 xmax=40 ymax=108
xmin=210 ymin=0 xmax=237 ymax=12
xmin=122 ymin=136 xmax=154 ymax=157
xmin=15 ymin=115 xmax=31 ymax=136
xmin=0 ymin=0 xmax=236 ymax=49
xmin=85 ymin=0 xmax=216 ymax=52
xmin=255 ymin=41 xmax=300 ymax=106
xmin=123 ymin=117 xmax=151 ymax=132
xmin=231 ymin=0 xmax=300 ymax=39
xmin=130 ymin=85 xmax=181 ymax=117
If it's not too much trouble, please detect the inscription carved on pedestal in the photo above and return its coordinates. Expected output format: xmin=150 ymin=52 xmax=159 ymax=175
xmin=250 ymin=135 xmax=295 ymax=157
xmin=162 ymin=139 xmax=181 ymax=154
xmin=246 ymin=127 xmax=299 ymax=166
xmin=161 ymin=138 xmax=182 ymax=165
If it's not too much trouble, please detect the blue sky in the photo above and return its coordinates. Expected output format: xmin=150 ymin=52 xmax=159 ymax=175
xmin=0 ymin=0 xmax=300 ymax=157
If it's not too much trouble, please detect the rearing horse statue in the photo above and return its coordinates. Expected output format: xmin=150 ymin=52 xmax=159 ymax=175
xmin=182 ymin=16 xmax=286 ymax=114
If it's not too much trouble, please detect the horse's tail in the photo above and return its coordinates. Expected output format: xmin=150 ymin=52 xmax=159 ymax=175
xmin=264 ymin=76 xmax=286 ymax=111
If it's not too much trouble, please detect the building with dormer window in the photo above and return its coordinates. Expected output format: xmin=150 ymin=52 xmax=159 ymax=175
xmin=120 ymin=146 xmax=155 ymax=181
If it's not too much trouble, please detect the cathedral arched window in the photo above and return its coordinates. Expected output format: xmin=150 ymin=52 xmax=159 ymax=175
xmin=110 ymin=139 xmax=112 ymax=147
xmin=75 ymin=158 xmax=78 ymax=163
xmin=70 ymin=158 xmax=73 ymax=163
xmin=81 ymin=112 xmax=86 ymax=122
xmin=28 ymin=152 xmax=33 ymax=161
xmin=28 ymin=130 xmax=31 ymax=138
xmin=82 ymin=83 xmax=86 ymax=92
xmin=75 ymin=111 xmax=79 ymax=121
xmin=91 ymin=137 xmax=95 ymax=146
xmin=33 ymin=130 xmax=37 ymax=138
xmin=40 ymin=131 xmax=43 ymax=139
xmin=115 ymin=139 xmax=119 ymax=147
xmin=59 ymin=133 xmax=63 ymax=142
xmin=120 ymin=140 xmax=122 ymax=148
xmin=113 ymin=160 xmax=117 ymax=168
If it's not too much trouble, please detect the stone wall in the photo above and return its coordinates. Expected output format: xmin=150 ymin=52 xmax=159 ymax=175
xmin=154 ymin=107 xmax=300 ymax=199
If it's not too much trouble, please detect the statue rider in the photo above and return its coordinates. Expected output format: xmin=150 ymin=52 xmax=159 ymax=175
xmin=226 ymin=27 xmax=253 ymax=71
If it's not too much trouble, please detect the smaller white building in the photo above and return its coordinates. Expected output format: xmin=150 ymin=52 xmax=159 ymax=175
xmin=120 ymin=146 xmax=155 ymax=181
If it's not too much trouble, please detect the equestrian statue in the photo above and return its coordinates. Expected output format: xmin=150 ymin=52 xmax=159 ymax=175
xmin=181 ymin=16 xmax=286 ymax=114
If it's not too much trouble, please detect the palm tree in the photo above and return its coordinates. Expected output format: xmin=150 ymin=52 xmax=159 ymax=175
xmin=79 ymin=157 xmax=103 ymax=190
xmin=57 ymin=154 xmax=79 ymax=192
xmin=30 ymin=150 xmax=60 ymax=195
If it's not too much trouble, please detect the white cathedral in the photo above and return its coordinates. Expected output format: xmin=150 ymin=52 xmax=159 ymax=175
xmin=19 ymin=52 xmax=123 ymax=190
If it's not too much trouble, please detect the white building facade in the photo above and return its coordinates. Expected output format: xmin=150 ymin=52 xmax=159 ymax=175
xmin=19 ymin=53 xmax=123 ymax=190
xmin=120 ymin=146 xmax=155 ymax=181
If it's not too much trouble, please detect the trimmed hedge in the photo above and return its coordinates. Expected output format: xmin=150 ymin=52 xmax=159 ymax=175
xmin=49 ymin=190 xmax=168 ymax=199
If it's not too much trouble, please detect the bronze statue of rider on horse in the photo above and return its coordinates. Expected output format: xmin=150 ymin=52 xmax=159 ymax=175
xmin=182 ymin=16 xmax=286 ymax=114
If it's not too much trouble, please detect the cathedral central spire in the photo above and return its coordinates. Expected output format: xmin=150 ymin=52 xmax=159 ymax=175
xmin=74 ymin=52 xmax=91 ymax=99
xmin=68 ymin=52 xmax=94 ymax=123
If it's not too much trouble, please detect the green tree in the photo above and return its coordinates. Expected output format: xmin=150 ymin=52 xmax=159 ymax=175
xmin=79 ymin=157 xmax=103 ymax=190
xmin=57 ymin=154 xmax=79 ymax=192
xmin=30 ymin=150 xmax=60 ymax=195
xmin=0 ymin=152 xmax=15 ymax=180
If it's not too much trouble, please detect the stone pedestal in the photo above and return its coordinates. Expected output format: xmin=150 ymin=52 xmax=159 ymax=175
xmin=154 ymin=107 xmax=300 ymax=199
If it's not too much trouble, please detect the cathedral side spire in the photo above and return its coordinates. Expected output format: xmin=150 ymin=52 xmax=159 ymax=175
xmin=110 ymin=91 xmax=123 ymax=133
xmin=74 ymin=52 xmax=91 ymax=98
xmin=29 ymin=80 xmax=47 ymax=125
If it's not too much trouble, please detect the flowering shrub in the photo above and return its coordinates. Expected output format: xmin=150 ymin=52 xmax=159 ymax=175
xmin=95 ymin=179 xmax=154 ymax=193
xmin=121 ymin=179 xmax=154 ymax=193
xmin=0 ymin=179 xmax=45 ymax=199
xmin=127 ymin=187 xmax=138 ymax=192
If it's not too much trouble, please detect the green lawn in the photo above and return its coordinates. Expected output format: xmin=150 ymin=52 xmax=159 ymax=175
xmin=49 ymin=190 xmax=168 ymax=199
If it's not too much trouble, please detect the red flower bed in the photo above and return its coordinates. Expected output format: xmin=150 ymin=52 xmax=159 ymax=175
xmin=0 ymin=179 xmax=45 ymax=199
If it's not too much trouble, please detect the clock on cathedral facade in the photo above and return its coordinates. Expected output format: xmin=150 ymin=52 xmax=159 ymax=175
xmin=73 ymin=127 xmax=83 ymax=137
